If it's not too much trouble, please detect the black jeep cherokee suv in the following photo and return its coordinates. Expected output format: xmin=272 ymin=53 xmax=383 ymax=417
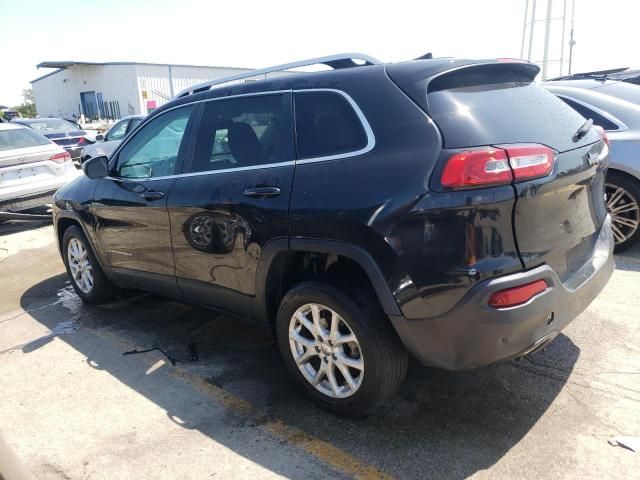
xmin=53 ymin=54 xmax=614 ymax=416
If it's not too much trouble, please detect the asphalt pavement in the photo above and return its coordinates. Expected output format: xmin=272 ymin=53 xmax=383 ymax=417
xmin=0 ymin=221 xmax=639 ymax=479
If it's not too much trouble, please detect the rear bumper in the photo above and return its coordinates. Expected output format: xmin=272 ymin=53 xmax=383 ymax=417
xmin=389 ymin=215 xmax=614 ymax=370
xmin=63 ymin=146 xmax=84 ymax=162
xmin=0 ymin=188 xmax=57 ymax=212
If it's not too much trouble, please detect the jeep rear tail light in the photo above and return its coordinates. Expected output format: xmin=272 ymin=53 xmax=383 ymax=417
xmin=50 ymin=151 xmax=71 ymax=163
xmin=441 ymin=144 xmax=555 ymax=189
xmin=503 ymin=144 xmax=555 ymax=181
xmin=488 ymin=279 xmax=548 ymax=308
xmin=441 ymin=148 xmax=513 ymax=188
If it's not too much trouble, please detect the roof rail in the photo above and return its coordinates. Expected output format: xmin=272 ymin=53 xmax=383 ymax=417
xmin=175 ymin=52 xmax=382 ymax=98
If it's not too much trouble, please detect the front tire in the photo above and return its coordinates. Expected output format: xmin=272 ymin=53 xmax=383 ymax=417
xmin=62 ymin=225 xmax=117 ymax=304
xmin=276 ymin=282 xmax=407 ymax=417
xmin=606 ymin=172 xmax=640 ymax=252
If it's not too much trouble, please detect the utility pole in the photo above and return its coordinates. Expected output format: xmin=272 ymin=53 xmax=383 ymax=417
xmin=520 ymin=0 xmax=530 ymax=59
xmin=541 ymin=0 xmax=553 ymax=80
xmin=527 ymin=0 xmax=537 ymax=62
xmin=568 ymin=0 xmax=576 ymax=74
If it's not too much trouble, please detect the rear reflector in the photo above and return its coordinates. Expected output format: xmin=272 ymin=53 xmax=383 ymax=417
xmin=504 ymin=144 xmax=555 ymax=180
xmin=441 ymin=148 xmax=513 ymax=188
xmin=50 ymin=151 xmax=71 ymax=163
xmin=488 ymin=279 xmax=548 ymax=308
xmin=441 ymin=144 xmax=555 ymax=189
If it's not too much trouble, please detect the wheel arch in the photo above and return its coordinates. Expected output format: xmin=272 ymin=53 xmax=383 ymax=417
xmin=55 ymin=212 xmax=105 ymax=268
xmin=254 ymin=238 xmax=401 ymax=325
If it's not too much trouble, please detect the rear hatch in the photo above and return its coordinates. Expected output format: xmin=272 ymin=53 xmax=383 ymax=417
xmin=388 ymin=61 xmax=608 ymax=280
xmin=46 ymin=130 xmax=87 ymax=147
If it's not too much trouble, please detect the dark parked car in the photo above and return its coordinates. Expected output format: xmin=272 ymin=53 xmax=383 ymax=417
xmin=52 ymin=54 xmax=614 ymax=416
xmin=12 ymin=117 xmax=91 ymax=163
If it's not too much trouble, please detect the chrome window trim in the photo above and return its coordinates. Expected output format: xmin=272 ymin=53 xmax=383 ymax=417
xmin=556 ymin=94 xmax=628 ymax=132
xmin=293 ymin=88 xmax=375 ymax=165
xmin=108 ymin=88 xmax=374 ymax=181
xmin=104 ymin=160 xmax=296 ymax=183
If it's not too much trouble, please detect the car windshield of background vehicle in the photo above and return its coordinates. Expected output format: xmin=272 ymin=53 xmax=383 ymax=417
xmin=26 ymin=119 xmax=80 ymax=133
xmin=294 ymin=91 xmax=368 ymax=159
xmin=191 ymin=94 xmax=286 ymax=172
xmin=0 ymin=128 xmax=51 ymax=151
xmin=106 ymin=120 xmax=128 ymax=141
xmin=116 ymin=105 xmax=194 ymax=179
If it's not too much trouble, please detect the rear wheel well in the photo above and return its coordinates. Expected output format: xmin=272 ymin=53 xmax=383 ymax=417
xmin=607 ymin=168 xmax=640 ymax=187
xmin=264 ymin=251 xmax=383 ymax=327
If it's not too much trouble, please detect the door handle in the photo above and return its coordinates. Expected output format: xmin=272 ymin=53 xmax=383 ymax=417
xmin=140 ymin=191 xmax=165 ymax=201
xmin=243 ymin=187 xmax=281 ymax=198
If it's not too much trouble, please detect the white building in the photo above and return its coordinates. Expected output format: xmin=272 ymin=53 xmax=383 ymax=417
xmin=31 ymin=61 xmax=277 ymax=121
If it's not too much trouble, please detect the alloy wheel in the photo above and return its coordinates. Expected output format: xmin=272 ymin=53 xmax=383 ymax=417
xmin=606 ymin=183 xmax=640 ymax=245
xmin=67 ymin=238 xmax=94 ymax=294
xmin=289 ymin=303 xmax=364 ymax=398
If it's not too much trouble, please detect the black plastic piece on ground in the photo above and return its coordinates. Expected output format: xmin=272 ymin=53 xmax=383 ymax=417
xmin=122 ymin=347 xmax=176 ymax=365
xmin=188 ymin=342 xmax=198 ymax=362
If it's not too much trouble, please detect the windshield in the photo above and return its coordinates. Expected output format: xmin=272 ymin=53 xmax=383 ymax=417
xmin=594 ymin=82 xmax=640 ymax=105
xmin=26 ymin=119 xmax=80 ymax=133
xmin=0 ymin=128 xmax=51 ymax=151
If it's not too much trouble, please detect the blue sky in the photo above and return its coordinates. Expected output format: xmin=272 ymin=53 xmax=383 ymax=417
xmin=0 ymin=0 xmax=636 ymax=106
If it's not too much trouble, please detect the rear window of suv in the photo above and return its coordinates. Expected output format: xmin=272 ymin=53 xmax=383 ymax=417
xmin=0 ymin=128 xmax=51 ymax=151
xmin=294 ymin=91 xmax=368 ymax=159
xmin=404 ymin=64 xmax=594 ymax=152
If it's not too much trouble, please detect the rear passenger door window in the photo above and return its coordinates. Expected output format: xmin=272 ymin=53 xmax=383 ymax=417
xmin=294 ymin=91 xmax=369 ymax=159
xmin=190 ymin=94 xmax=288 ymax=173
xmin=557 ymin=96 xmax=620 ymax=131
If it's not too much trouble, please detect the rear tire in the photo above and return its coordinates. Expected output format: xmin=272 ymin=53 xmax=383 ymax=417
xmin=606 ymin=172 xmax=640 ymax=253
xmin=62 ymin=225 xmax=118 ymax=304
xmin=276 ymin=281 xmax=407 ymax=417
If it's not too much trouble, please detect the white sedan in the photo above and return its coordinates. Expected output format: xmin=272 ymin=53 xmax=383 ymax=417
xmin=0 ymin=123 xmax=80 ymax=215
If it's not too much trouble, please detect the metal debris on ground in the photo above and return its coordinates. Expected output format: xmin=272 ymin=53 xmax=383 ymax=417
xmin=608 ymin=436 xmax=639 ymax=452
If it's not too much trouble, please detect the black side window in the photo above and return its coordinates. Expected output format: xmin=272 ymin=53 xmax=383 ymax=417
xmin=191 ymin=94 xmax=287 ymax=173
xmin=559 ymin=97 xmax=620 ymax=131
xmin=294 ymin=91 xmax=368 ymax=159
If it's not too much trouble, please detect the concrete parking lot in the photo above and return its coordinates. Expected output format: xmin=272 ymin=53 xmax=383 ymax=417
xmin=1 ymin=221 xmax=639 ymax=479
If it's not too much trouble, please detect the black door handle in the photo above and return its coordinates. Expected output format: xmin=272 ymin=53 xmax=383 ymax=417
xmin=243 ymin=187 xmax=281 ymax=198
xmin=141 ymin=191 xmax=165 ymax=201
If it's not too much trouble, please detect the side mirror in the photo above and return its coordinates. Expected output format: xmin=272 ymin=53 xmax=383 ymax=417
xmin=95 ymin=133 xmax=105 ymax=141
xmin=83 ymin=155 xmax=109 ymax=179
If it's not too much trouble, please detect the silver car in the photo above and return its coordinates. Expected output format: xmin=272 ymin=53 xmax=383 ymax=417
xmin=80 ymin=115 xmax=144 ymax=163
xmin=544 ymin=83 xmax=640 ymax=251
xmin=0 ymin=123 xmax=80 ymax=216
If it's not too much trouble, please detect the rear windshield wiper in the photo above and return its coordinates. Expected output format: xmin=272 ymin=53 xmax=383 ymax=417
xmin=574 ymin=118 xmax=593 ymax=142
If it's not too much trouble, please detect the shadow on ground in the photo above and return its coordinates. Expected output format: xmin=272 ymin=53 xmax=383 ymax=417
xmin=614 ymin=242 xmax=640 ymax=272
xmin=20 ymin=274 xmax=579 ymax=479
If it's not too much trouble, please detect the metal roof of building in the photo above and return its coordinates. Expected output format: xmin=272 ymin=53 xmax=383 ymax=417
xmin=32 ymin=60 xmax=254 ymax=83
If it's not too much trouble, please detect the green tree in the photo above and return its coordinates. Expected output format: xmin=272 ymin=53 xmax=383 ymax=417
xmin=14 ymin=88 xmax=37 ymax=118
xmin=21 ymin=89 xmax=34 ymax=104
xmin=14 ymin=103 xmax=37 ymax=118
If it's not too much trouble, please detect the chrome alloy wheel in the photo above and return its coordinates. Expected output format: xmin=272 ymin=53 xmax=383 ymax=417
xmin=67 ymin=238 xmax=94 ymax=294
xmin=289 ymin=303 xmax=364 ymax=398
xmin=606 ymin=183 xmax=640 ymax=245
